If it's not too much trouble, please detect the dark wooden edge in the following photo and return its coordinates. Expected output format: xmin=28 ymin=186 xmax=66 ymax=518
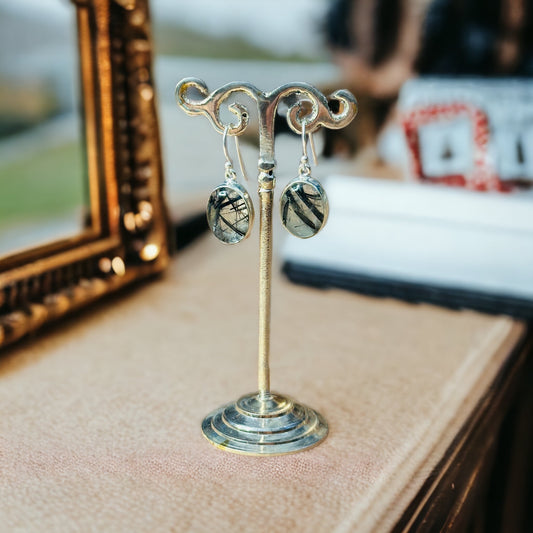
xmin=0 ymin=0 xmax=169 ymax=348
xmin=282 ymin=262 xmax=533 ymax=320
xmin=391 ymin=328 xmax=532 ymax=532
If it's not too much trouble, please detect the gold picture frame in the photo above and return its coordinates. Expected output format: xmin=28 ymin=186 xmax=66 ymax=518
xmin=0 ymin=0 xmax=168 ymax=348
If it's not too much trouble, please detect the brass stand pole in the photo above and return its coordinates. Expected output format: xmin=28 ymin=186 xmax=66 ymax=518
xmin=257 ymin=171 xmax=274 ymax=397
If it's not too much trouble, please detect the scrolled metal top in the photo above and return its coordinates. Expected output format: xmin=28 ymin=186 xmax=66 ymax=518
xmin=176 ymin=77 xmax=357 ymax=134
xmin=175 ymin=78 xmax=252 ymax=136
xmin=283 ymin=87 xmax=357 ymax=135
xmin=175 ymin=77 xmax=357 ymax=171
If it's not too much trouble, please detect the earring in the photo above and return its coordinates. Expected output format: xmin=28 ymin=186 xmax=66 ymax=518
xmin=280 ymin=121 xmax=328 ymax=238
xmin=206 ymin=127 xmax=254 ymax=245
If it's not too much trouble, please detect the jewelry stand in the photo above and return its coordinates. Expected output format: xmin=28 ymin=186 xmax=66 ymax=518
xmin=176 ymin=78 xmax=357 ymax=455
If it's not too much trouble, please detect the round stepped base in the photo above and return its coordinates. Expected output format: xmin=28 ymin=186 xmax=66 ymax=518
xmin=201 ymin=391 xmax=328 ymax=456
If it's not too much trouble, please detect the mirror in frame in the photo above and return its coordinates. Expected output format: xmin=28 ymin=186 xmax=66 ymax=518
xmin=0 ymin=0 xmax=169 ymax=348
xmin=0 ymin=0 xmax=87 ymax=256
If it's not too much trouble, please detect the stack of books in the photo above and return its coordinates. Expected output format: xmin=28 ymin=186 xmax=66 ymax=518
xmin=282 ymin=176 xmax=533 ymax=318
xmin=283 ymin=79 xmax=533 ymax=318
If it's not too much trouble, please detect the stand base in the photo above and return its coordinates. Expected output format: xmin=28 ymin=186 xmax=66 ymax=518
xmin=201 ymin=392 xmax=328 ymax=456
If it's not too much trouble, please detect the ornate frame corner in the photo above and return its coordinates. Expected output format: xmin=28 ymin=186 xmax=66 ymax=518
xmin=0 ymin=0 xmax=169 ymax=348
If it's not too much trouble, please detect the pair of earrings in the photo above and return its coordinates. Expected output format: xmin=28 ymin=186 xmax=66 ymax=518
xmin=206 ymin=124 xmax=329 ymax=244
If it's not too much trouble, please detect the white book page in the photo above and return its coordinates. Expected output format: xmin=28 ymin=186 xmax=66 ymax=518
xmin=282 ymin=176 xmax=533 ymax=299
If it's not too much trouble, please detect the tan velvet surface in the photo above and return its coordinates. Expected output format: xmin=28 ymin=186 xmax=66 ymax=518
xmin=0 ymin=235 xmax=525 ymax=532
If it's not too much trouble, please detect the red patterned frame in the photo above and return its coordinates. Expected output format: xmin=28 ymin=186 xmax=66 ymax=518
xmin=402 ymin=102 xmax=507 ymax=192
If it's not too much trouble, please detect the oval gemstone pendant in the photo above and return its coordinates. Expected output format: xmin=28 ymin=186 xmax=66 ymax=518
xmin=206 ymin=181 xmax=254 ymax=244
xmin=280 ymin=176 xmax=329 ymax=238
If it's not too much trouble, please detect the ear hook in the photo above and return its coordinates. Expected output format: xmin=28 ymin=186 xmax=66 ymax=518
xmin=308 ymin=131 xmax=318 ymax=167
xmin=301 ymin=120 xmax=308 ymax=159
xmin=222 ymin=125 xmax=233 ymax=166
xmin=298 ymin=104 xmax=318 ymax=167
xmin=234 ymin=135 xmax=249 ymax=181
xmin=223 ymin=125 xmax=249 ymax=181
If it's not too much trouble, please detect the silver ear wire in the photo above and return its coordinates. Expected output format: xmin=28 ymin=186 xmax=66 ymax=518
xmin=222 ymin=126 xmax=237 ymax=181
xmin=299 ymin=117 xmax=318 ymax=167
xmin=223 ymin=126 xmax=248 ymax=182
xmin=301 ymin=120 xmax=308 ymax=159
xmin=222 ymin=125 xmax=231 ymax=164
xmin=308 ymin=130 xmax=318 ymax=167
xmin=234 ymin=135 xmax=249 ymax=181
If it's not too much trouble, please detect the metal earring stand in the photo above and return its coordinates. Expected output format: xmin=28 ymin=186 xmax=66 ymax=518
xmin=176 ymin=78 xmax=357 ymax=455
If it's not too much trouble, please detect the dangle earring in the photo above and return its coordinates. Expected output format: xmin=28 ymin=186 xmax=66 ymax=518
xmin=206 ymin=127 xmax=254 ymax=244
xmin=280 ymin=121 xmax=329 ymax=238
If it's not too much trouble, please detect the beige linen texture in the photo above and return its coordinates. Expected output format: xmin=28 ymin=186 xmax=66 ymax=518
xmin=0 ymin=236 xmax=524 ymax=532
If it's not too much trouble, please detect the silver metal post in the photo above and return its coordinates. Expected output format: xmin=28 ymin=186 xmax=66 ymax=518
xmin=257 ymin=171 xmax=274 ymax=397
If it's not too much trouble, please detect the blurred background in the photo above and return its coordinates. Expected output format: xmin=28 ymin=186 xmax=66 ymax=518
xmin=1 ymin=0 xmax=532 ymax=264
xmin=0 ymin=0 xmax=85 ymax=255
